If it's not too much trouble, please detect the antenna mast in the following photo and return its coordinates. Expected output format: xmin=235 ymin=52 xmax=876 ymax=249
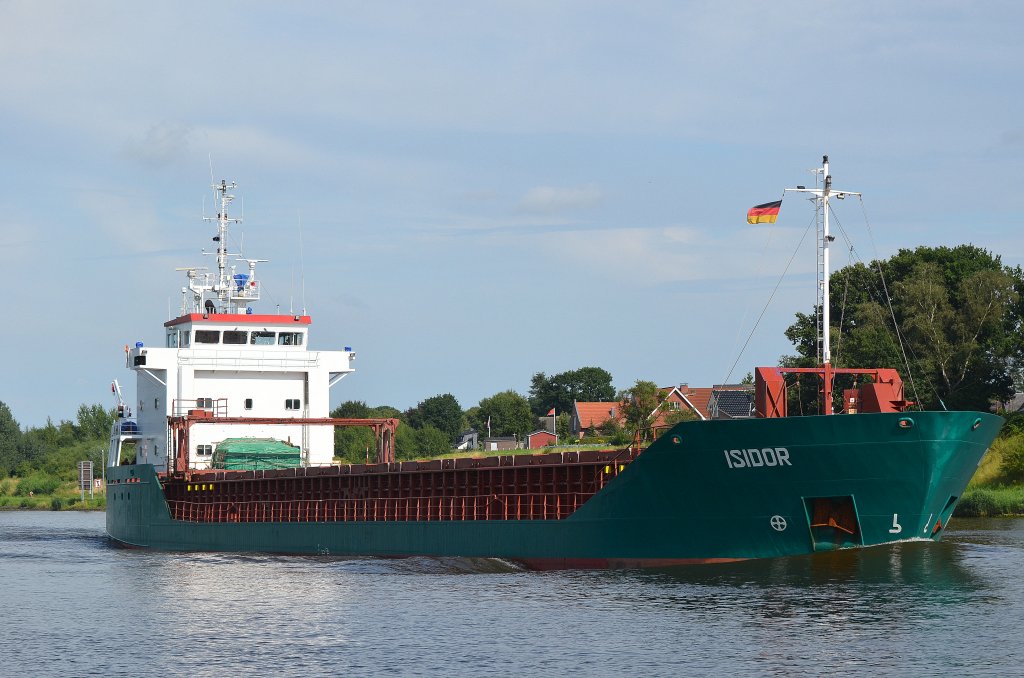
xmin=179 ymin=180 xmax=266 ymax=316
xmin=785 ymin=156 xmax=860 ymax=367
xmin=204 ymin=180 xmax=242 ymax=311
xmin=783 ymin=157 xmax=861 ymax=414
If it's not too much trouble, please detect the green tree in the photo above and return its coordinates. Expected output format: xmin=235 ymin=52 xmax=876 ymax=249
xmin=464 ymin=406 xmax=482 ymax=433
xmin=620 ymin=380 xmax=665 ymax=444
xmin=391 ymin=424 xmax=451 ymax=461
xmin=331 ymin=401 xmax=403 ymax=463
xmin=334 ymin=427 xmax=376 ymax=463
xmin=371 ymin=405 xmax=402 ymax=420
xmin=414 ymin=426 xmax=452 ymax=457
xmin=662 ymin=408 xmax=698 ymax=427
xmin=599 ymin=417 xmax=632 ymax=446
xmin=0 ymin=402 xmax=21 ymax=477
xmin=783 ymin=245 xmax=1024 ymax=411
xmin=395 ymin=423 xmax=418 ymax=460
xmin=555 ymin=412 xmax=571 ymax=441
xmin=405 ymin=393 xmax=464 ymax=442
xmin=476 ymin=390 xmax=534 ymax=438
xmin=331 ymin=400 xmax=372 ymax=419
xmin=528 ymin=367 xmax=616 ymax=415
xmin=75 ymin=404 xmax=114 ymax=441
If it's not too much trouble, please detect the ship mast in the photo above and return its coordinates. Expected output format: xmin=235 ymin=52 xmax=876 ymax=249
xmin=206 ymin=180 xmax=242 ymax=312
xmin=785 ymin=156 xmax=860 ymax=412
xmin=179 ymin=180 xmax=264 ymax=316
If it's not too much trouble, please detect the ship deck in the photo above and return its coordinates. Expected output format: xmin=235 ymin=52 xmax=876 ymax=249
xmin=154 ymin=448 xmax=639 ymax=524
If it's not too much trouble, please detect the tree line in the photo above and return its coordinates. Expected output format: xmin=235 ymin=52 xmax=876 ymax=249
xmin=331 ymin=367 xmax=624 ymax=462
xmin=330 ymin=366 xmax=699 ymax=462
xmin=0 ymin=403 xmax=113 ymax=479
xmin=3 ymin=243 xmax=1023 ymax=477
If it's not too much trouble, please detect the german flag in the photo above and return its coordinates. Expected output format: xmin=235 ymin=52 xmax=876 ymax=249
xmin=746 ymin=200 xmax=782 ymax=224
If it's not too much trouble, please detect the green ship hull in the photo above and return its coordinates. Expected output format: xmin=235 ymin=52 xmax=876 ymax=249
xmin=105 ymin=410 xmax=1002 ymax=568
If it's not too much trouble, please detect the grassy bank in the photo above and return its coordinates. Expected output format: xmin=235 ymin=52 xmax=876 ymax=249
xmin=0 ymin=476 xmax=106 ymax=511
xmin=955 ymin=419 xmax=1024 ymax=517
xmin=955 ymin=485 xmax=1024 ymax=517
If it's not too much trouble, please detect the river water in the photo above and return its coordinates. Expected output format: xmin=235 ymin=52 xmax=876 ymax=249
xmin=1 ymin=512 xmax=1021 ymax=677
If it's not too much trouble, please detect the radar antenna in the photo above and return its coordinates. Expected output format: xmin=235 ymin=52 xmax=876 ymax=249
xmin=177 ymin=181 xmax=267 ymax=316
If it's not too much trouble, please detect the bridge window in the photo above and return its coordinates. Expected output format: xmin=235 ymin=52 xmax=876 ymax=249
xmin=179 ymin=330 xmax=191 ymax=348
xmin=278 ymin=332 xmax=304 ymax=346
xmin=166 ymin=332 xmax=178 ymax=348
xmin=244 ymin=398 xmax=253 ymax=410
xmin=223 ymin=330 xmax=247 ymax=345
xmin=250 ymin=331 xmax=276 ymax=346
xmin=285 ymin=399 xmax=301 ymax=410
xmin=196 ymin=444 xmax=213 ymax=456
xmin=195 ymin=330 xmax=220 ymax=344
xmin=196 ymin=397 xmax=214 ymax=409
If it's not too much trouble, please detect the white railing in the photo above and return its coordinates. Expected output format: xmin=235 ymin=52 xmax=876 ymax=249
xmin=173 ymin=398 xmax=229 ymax=417
xmin=177 ymin=349 xmax=321 ymax=369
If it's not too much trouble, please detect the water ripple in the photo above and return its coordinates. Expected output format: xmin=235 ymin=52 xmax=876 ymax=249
xmin=2 ymin=511 xmax=1023 ymax=676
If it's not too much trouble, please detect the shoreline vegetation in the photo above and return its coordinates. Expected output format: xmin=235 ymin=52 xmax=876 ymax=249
xmin=954 ymin=414 xmax=1024 ymax=517
xmin=0 ymin=476 xmax=106 ymax=511
xmin=0 ymin=401 xmax=1019 ymax=518
xmin=3 ymin=426 xmax=1022 ymax=517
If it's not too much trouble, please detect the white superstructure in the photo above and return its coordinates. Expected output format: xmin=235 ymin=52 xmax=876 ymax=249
xmin=110 ymin=180 xmax=354 ymax=471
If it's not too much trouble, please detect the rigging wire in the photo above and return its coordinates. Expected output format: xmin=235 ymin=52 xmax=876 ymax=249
xmin=721 ymin=211 xmax=817 ymax=385
xmin=729 ymin=221 xmax=780 ymax=368
xmin=721 ymin=189 xmax=936 ymax=411
xmin=854 ymin=198 xmax=928 ymax=409
xmin=833 ymin=245 xmax=852 ymax=365
xmin=728 ymin=191 xmax=788 ymax=364
xmin=830 ymin=202 xmax=935 ymax=406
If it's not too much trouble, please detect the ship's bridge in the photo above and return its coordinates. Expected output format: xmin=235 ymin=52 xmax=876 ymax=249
xmin=122 ymin=312 xmax=355 ymax=472
xmin=162 ymin=313 xmax=312 ymax=349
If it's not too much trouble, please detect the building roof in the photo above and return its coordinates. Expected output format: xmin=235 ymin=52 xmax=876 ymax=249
xmin=573 ymin=402 xmax=623 ymax=429
xmin=711 ymin=389 xmax=755 ymax=418
xmin=165 ymin=313 xmax=311 ymax=327
xmin=660 ymin=384 xmax=755 ymax=421
xmin=663 ymin=385 xmax=714 ymax=421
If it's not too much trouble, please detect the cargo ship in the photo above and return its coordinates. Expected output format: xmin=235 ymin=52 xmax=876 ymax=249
xmin=105 ymin=161 xmax=1003 ymax=568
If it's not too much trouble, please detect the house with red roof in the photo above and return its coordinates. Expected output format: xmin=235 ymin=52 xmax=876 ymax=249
xmin=664 ymin=383 xmax=755 ymax=422
xmin=570 ymin=383 xmax=754 ymax=438
xmin=571 ymin=401 xmax=623 ymax=437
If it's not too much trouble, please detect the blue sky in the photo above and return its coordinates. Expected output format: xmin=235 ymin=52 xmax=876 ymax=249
xmin=2 ymin=1 xmax=1022 ymax=427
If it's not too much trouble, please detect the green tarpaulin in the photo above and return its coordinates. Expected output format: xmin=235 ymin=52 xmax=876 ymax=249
xmin=212 ymin=438 xmax=302 ymax=470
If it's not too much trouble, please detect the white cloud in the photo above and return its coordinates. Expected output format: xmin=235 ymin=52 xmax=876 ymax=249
xmin=535 ymin=223 xmax=814 ymax=285
xmin=122 ymin=122 xmax=195 ymax=168
xmin=197 ymin=124 xmax=329 ymax=170
xmin=517 ymin=185 xmax=602 ymax=213
xmin=661 ymin=226 xmax=700 ymax=244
